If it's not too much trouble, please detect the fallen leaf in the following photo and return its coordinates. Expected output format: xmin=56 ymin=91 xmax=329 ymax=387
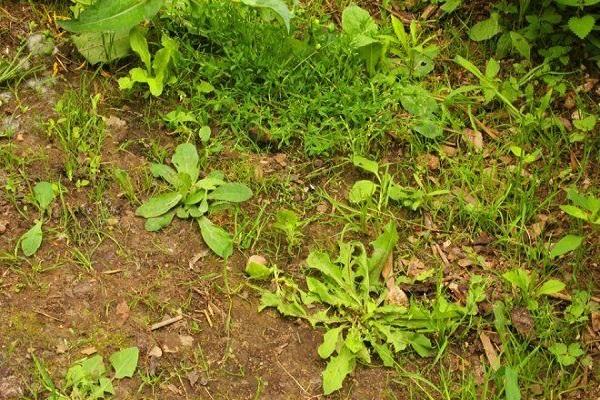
xmin=591 ymin=312 xmax=600 ymax=332
xmin=115 ymin=300 xmax=130 ymax=325
xmin=80 ymin=346 xmax=97 ymax=355
xmin=187 ymin=370 xmax=200 ymax=387
xmin=382 ymin=254 xmax=408 ymax=306
xmin=479 ymin=332 xmax=500 ymax=371
xmin=56 ymin=341 xmax=67 ymax=354
xmin=510 ymin=307 xmax=535 ymax=338
xmin=179 ymin=335 xmax=194 ymax=347
xmin=148 ymin=346 xmax=163 ymax=358
xmin=464 ymin=129 xmax=483 ymax=152
xmin=189 ymin=250 xmax=209 ymax=268
xmin=406 ymin=257 xmax=427 ymax=278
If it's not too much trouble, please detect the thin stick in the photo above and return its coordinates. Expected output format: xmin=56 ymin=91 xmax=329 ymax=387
xmin=33 ymin=309 xmax=64 ymax=322
xmin=150 ymin=315 xmax=183 ymax=331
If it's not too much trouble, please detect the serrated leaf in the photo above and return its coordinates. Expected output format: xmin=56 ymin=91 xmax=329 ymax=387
xmin=536 ymin=279 xmax=566 ymax=296
xmin=240 ymin=0 xmax=293 ymax=32
xmin=198 ymin=217 xmax=233 ymax=259
xmin=136 ymin=192 xmax=182 ymax=218
xmin=549 ymin=234 xmax=583 ymax=258
xmin=469 ymin=13 xmax=501 ymax=41
xmin=348 ymin=180 xmax=376 ymax=203
xmin=568 ymin=15 xmax=595 ymax=39
xmin=322 ymin=345 xmax=356 ymax=395
xmin=318 ymin=327 xmax=343 ymax=359
xmin=573 ymin=115 xmax=597 ymax=132
xmin=33 ymin=182 xmax=55 ymax=211
xmin=172 ymin=143 xmax=199 ymax=182
xmin=20 ymin=221 xmax=43 ymax=257
xmin=109 ymin=347 xmax=139 ymax=379
xmin=207 ymin=182 xmax=253 ymax=203
xmin=59 ymin=0 xmax=163 ymax=33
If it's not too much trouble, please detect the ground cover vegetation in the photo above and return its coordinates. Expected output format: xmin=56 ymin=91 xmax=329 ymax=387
xmin=0 ymin=0 xmax=599 ymax=398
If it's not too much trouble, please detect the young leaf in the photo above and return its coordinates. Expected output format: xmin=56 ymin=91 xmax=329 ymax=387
xmin=469 ymin=13 xmax=501 ymax=41
xmin=144 ymin=212 xmax=175 ymax=232
xmin=503 ymin=366 xmax=521 ymax=400
xmin=536 ymin=279 xmax=566 ymax=297
xmin=59 ymin=0 xmax=163 ymax=33
xmin=198 ymin=217 xmax=233 ymax=259
xmin=348 ymin=180 xmax=376 ymax=203
xmin=322 ymin=346 xmax=356 ymax=395
xmin=509 ymin=32 xmax=531 ymax=60
xmin=245 ymin=256 xmax=272 ymax=280
xmin=341 ymin=5 xmax=378 ymax=37
xmin=136 ymin=192 xmax=182 ymax=218
xmin=81 ymin=355 xmax=106 ymax=379
xmin=568 ymin=15 xmax=595 ymax=39
xmin=207 ymin=183 xmax=253 ymax=203
xmin=20 ymin=221 xmax=43 ymax=257
xmin=33 ymin=181 xmax=55 ymax=211
xmin=318 ymin=327 xmax=343 ymax=359
xmin=368 ymin=222 xmax=398 ymax=284
xmin=129 ymin=26 xmax=151 ymax=71
xmin=109 ymin=347 xmax=139 ymax=379
xmin=560 ymin=205 xmax=590 ymax=221
xmin=240 ymin=0 xmax=293 ymax=32
xmin=172 ymin=143 xmax=199 ymax=182
xmin=351 ymin=155 xmax=379 ymax=176
xmin=549 ymin=234 xmax=583 ymax=258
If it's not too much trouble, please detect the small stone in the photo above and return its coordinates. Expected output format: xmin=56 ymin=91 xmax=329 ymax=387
xmin=148 ymin=346 xmax=163 ymax=358
xmin=0 ymin=220 xmax=8 ymax=234
xmin=27 ymin=33 xmax=55 ymax=56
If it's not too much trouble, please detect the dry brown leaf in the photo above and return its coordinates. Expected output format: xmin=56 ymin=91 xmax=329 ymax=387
xmin=115 ymin=300 xmax=130 ymax=325
xmin=510 ymin=307 xmax=535 ymax=338
xmin=179 ymin=335 xmax=194 ymax=347
xmin=148 ymin=346 xmax=163 ymax=358
xmin=80 ymin=346 xmax=97 ymax=356
xmin=591 ymin=312 xmax=600 ymax=333
xmin=464 ymin=129 xmax=484 ymax=152
xmin=479 ymin=332 xmax=500 ymax=371
xmin=382 ymin=253 xmax=408 ymax=306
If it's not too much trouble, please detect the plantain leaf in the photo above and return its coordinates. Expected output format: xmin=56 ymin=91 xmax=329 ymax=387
xmin=21 ymin=221 xmax=43 ymax=257
xmin=240 ymin=0 xmax=293 ymax=32
xmin=60 ymin=0 xmax=164 ymax=33
xmin=136 ymin=192 xmax=182 ymax=218
xmin=208 ymin=183 xmax=253 ymax=203
xmin=198 ymin=217 xmax=233 ymax=259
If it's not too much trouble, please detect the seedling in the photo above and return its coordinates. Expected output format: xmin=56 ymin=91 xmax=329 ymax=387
xmin=16 ymin=181 xmax=56 ymax=257
xmin=254 ymin=223 xmax=484 ymax=395
xmin=136 ymin=143 xmax=252 ymax=258
xmin=560 ymin=187 xmax=600 ymax=225
xmin=502 ymin=268 xmax=565 ymax=311
xmin=33 ymin=347 xmax=139 ymax=399
xmin=389 ymin=18 xmax=439 ymax=78
xmin=272 ymin=209 xmax=304 ymax=252
xmin=548 ymin=342 xmax=585 ymax=367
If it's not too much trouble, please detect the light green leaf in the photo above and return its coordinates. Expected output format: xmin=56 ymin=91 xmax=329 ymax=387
xmin=245 ymin=256 xmax=272 ymax=280
xmin=144 ymin=211 xmax=175 ymax=231
xmin=573 ymin=115 xmax=597 ymax=132
xmin=536 ymin=279 xmax=566 ymax=297
xmin=560 ymin=205 xmax=590 ymax=221
xmin=322 ymin=345 xmax=356 ymax=395
xmin=59 ymin=0 xmax=163 ymax=33
xmin=502 ymin=269 xmax=531 ymax=293
xmin=198 ymin=217 xmax=233 ymax=259
xmin=240 ymin=0 xmax=293 ymax=32
xmin=81 ymin=355 xmax=106 ymax=379
xmin=33 ymin=181 xmax=55 ymax=211
xmin=368 ymin=222 xmax=398 ymax=284
xmin=20 ymin=221 xmax=43 ymax=257
xmin=503 ymin=366 xmax=521 ymax=400
xmin=172 ymin=143 xmax=199 ymax=182
xmin=207 ymin=183 xmax=253 ymax=203
xmin=109 ymin=347 xmax=139 ymax=379
xmin=129 ymin=26 xmax=151 ymax=71
xmin=549 ymin=234 xmax=583 ymax=258
xmin=150 ymin=163 xmax=180 ymax=187
xmin=568 ymin=15 xmax=595 ymax=39
xmin=318 ymin=327 xmax=343 ymax=359
xmin=352 ymin=155 xmax=379 ymax=175
xmin=469 ymin=13 xmax=501 ymax=41
xmin=136 ymin=192 xmax=182 ymax=218
xmin=509 ymin=31 xmax=531 ymax=60
xmin=341 ymin=5 xmax=378 ymax=37
xmin=348 ymin=180 xmax=376 ymax=203
xmin=71 ymin=30 xmax=131 ymax=64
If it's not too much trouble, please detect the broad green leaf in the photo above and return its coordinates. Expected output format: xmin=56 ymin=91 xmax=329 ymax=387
xmin=351 ymin=155 xmax=379 ymax=175
xmin=372 ymin=342 xmax=395 ymax=367
xmin=150 ymin=163 xmax=180 ymax=187
xmin=368 ymin=222 xmax=398 ymax=284
xmin=469 ymin=13 xmax=501 ymax=41
xmin=144 ymin=212 xmax=175 ymax=231
xmin=198 ymin=125 xmax=211 ymax=142
xmin=502 ymin=269 xmax=531 ymax=293
xmin=240 ymin=0 xmax=293 ymax=32
xmin=348 ymin=180 xmax=376 ymax=203
xmin=81 ymin=355 xmax=106 ymax=379
xmin=503 ymin=366 xmax=521 ymax=400
xmin=409 ymin=333 xmax=433 ymax=357
xmin=318 ymin=327 xmax=343 ymax=359
xmin=136 ymin=192 xmax=182 ymax=218
xmin=129 ymin=26 xmax=151 ymax=71
xmin=322 ymin=345 xmax=356 ymax=395
xmin=549 ymin=234 xmax=583 ymax=258
xmin=109 ymin=347 xmax=139 ymax=378
xmin=560 ymin=205 xmax=590 ymax=221
xmin=568 ymin=15 xmax=595 ymax=39
xmin=341 ymin=5 xmax=378 ymax=37
xmin=344 ymin=327 xmax=363 ymax=353
xmin=208 ymin=183 xmax=253 ymax=203
xmin=566 ymin=188 xmax=600 ymax=214
xmin=509 ymin=31 xmax=531 ymax=60
xmin=536 ymin=279 xmax=566 ymax=296
xmin=20 ymin=221 xmax=43 ymax=257
xmin=555 ymin=0 xmax=600 ymax=5
xmin=71 ymin=30 xmax=131 ymax=64
xmin=198 ymin=217 xmax=233 ymax=259
xmin=573 ymin=115 xmax=597 ymax=132
xmin=33 ymin=181 xmax=55 ymax=211
xmin=245 ymin=257 xmax=272 ymax=280
xmin=413 ymin=119 xmax=443 ymax=139
xmin=172 ymin=143 xmax=199 ymax=182
xmin=95 ymin=377 xmax=115 ymax=396
xmin=399 ymin=85 xmax=439 ymax=117
xmin=59 ymin=0 xmax=163 ymax=33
